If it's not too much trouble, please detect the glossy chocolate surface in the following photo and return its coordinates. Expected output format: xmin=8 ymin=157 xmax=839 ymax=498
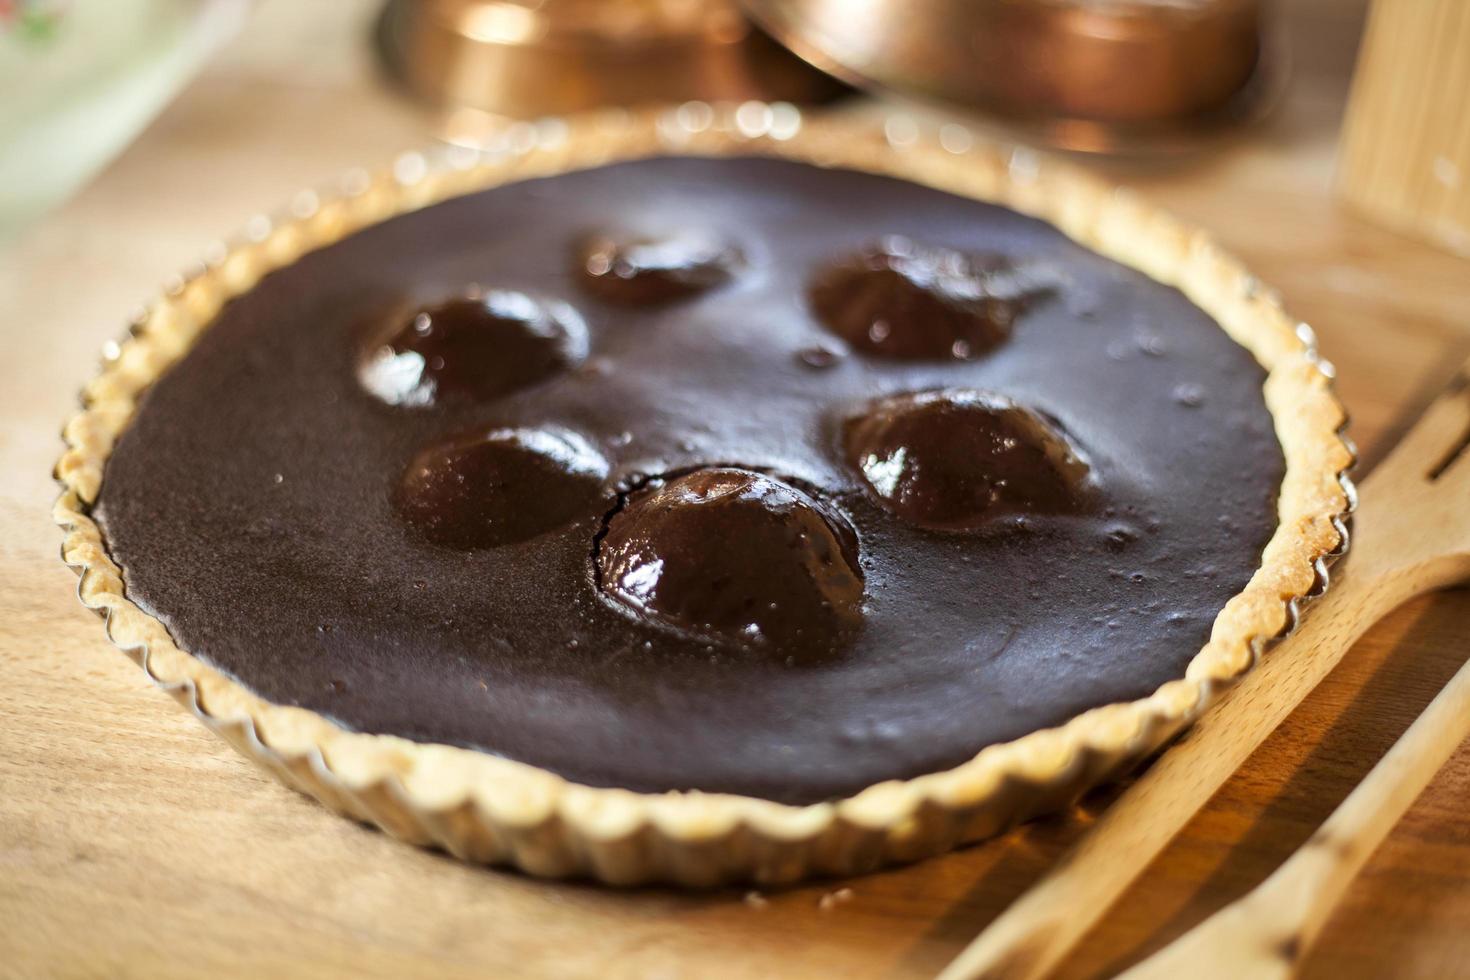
xmin=597 ymin=467 xmax=864 ymax=657
xmin=809 ymin=240 xmax=1055 ymax=360
xmin=360 ymin=291 xmax=586 ymax=406
xmin=95 ymin=156 xmax=1283 ymax=804
xmin=576 ymin=231 xmax=742 ymax=306
xmin=843 ymin=389 xmax=1093 ymax=531
xmin=395 ymin=427 xmax=608 ymax=548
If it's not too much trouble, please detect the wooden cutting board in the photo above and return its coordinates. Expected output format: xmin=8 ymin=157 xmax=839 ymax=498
xmin=4 ymin=1 xmax=1469 ymax=977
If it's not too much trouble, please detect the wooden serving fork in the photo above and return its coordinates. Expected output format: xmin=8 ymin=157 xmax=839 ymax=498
xmin=940 ymin=362 xmax=1470 ymax=980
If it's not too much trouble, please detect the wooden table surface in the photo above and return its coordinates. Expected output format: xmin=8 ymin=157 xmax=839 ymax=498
xmin=4 ymin=1 xmax=1470 ymax=977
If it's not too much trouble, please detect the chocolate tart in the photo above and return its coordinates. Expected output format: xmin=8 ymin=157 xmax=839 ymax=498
xmin=55 ymin=107 xmax=1353 ymax=886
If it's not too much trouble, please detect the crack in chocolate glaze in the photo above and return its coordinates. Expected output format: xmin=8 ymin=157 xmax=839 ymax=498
xmin=94 ymin=156 xmax=1284 ymax=804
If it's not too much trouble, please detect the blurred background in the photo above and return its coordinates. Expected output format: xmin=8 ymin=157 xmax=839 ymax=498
xmin=2 ymin=0 xmax=1464 ymax=251
xmin=6 ymin=2 xmax=1470 ymax=978
xmin=0 ymin=0 xmax=246 ymax=237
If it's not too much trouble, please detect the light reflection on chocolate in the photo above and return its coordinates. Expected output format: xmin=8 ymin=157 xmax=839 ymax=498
xmin=596 ymin=467 xmax=864 ymax=655
xmin=576 ymin=232 xmax=742 ymax=305
xmin=844 ymin=389 xmax=1092 ymax=531
xmin=361 ymin=291 xmax=586 ymax=406
xmin=395 ymin=427 xmax=608 ymax=548
xmin=809 ymin=237 xmax=1057 ymax=361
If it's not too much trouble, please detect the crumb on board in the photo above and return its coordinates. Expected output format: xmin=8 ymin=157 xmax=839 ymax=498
xmin=817 ymin=887 xmax=854 ymax=910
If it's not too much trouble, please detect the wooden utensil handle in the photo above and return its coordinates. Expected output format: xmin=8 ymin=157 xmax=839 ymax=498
xmin=1261 ymin=651 xmax=1470 ymax=949
xmin=937 ymin=450 xmax=1470 ymax=980
xmin=1251 ymin=646 xmax=1470 ymax=939
xmin=936 ymin=555 xmax=1388 ymax=980
xmin=1119 ymin=643 xmax=1470 ymax=980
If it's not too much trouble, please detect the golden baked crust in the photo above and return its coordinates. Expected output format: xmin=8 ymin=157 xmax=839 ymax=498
xmin=54 ymin=106 xmax=1353 ymax=886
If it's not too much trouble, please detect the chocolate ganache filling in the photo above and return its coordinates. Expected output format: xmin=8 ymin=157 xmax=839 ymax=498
xmin=94 ymin=156 xmax=1283 ymax=804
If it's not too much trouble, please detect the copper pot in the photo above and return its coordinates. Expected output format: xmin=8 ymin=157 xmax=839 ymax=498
xmin=377 ymin=0 xmax=845 ymax=120
xmin=742 ymin=0 xmax=1271 ymax=149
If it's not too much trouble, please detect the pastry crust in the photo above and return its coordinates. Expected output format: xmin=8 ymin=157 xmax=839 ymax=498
xmin=54 ymin=106 xmax=1353 ymax=886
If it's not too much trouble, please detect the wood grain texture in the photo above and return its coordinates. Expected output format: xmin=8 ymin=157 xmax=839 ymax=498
xmin=943 ymin=366 xmax=1470 ymax=980
xmin=1124 ymin=619 xmax=1470 ymax=980
xmin=3 ymin=1 xmax=1470 ymax=978
xmin=1111 ymin=365 xmax=1470 ymax=980
xmin=1337 ymin=0 xmax=1470 ymax=258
